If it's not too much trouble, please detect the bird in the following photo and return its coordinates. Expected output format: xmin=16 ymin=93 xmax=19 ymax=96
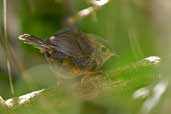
xmin=18 ymin=29 xmax=113 ymax=79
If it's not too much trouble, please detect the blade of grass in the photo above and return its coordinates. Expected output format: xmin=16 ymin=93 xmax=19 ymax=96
xmin=3 ymin=0 xmax=15 ymax=95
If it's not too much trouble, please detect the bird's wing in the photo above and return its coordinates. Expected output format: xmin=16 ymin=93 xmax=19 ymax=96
xmin=46 ymin=31 xmax=85 ymax=57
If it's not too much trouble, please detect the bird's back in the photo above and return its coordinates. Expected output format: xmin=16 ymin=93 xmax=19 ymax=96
xmin=45 ymin=30 xmax=95 ymax=59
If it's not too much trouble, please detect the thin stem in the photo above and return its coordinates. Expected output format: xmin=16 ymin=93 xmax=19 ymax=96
xmin=7 ymin=60 xmax=14 ymax=95
xmin=3 ymin=0 xmax=7 ymax=43
xmin=3 ymin=0 xmax=15 ymax=95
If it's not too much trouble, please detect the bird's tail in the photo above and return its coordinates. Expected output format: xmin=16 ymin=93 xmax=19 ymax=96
xmin=18 ymin=34 xmax=50 ymax=49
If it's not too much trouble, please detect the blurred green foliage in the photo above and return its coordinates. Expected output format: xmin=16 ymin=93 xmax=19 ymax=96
xmin=0 ymin=0 xmax=164 ymax=114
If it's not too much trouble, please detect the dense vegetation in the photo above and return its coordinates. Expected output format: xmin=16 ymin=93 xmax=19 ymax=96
xmin=0 ymin=0 xmax=170 ymax=114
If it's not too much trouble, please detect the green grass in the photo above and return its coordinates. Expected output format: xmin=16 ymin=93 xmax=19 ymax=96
xmin=0 ymin=0 xmax=167 ymax=114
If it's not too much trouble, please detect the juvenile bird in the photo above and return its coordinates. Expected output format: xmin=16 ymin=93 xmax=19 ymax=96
xmin=18 ymin=29 xmax=113 ymax=79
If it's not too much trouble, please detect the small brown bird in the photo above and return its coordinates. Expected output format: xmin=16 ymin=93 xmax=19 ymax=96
xmin=18 ymin=29 xmax=113 ymax=79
